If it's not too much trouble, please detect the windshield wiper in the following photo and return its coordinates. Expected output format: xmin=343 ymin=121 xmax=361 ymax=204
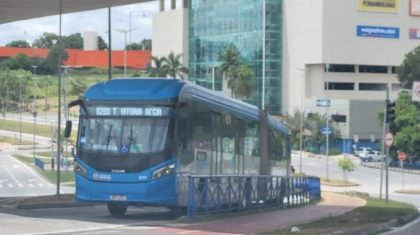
xmin=93 ymin=124 xmax=113 ymax=158
xmin=127 ymin=125 xmax=141 ymax=153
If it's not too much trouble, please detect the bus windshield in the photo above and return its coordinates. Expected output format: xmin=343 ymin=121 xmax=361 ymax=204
xmin=78 ymin=117 xmax=175 ymax=155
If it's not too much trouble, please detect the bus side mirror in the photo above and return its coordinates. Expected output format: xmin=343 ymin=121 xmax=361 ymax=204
xmin=64 ymin=120 xmax=72 ymax=138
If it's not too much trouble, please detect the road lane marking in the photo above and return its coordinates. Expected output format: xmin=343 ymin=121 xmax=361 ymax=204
xmin=18 ymin=184 xmax=23 ymax=187
xmin=0 ymin=184 xmax=3 ymax=188
xmin=9 ymin=174 xmax=19 ymax=183
xmin=28 ymin=184 xmax=34 ymax=187
xmin=7 ymin=184 xmax=13 ymax=188
xmin=38 ymin=183 xmax=44 ymax=187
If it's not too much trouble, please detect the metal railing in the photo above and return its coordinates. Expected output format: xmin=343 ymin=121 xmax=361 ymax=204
xmin=362 ymin=161 xmax=420 ymax=174
xmin=186 ymin=175 xmax=321 ymax=221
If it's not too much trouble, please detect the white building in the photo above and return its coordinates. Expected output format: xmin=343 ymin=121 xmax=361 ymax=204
xmin=284 ymin=0 xmax=420 ymax=143
xmin=83 ymin=31 xmax=98 ymax=51
xmin=152 ymin=0 xmax=419 ymax=146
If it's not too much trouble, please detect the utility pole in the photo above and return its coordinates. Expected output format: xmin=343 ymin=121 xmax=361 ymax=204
xmin=379 ymin=87 xmax=389 ymax=199
xmin=115 ymin=28 xmax=136 ymax=78
xmin=297 ymin=68 xmax=308 ymax=173
xmin=32 ymin=66 xmax=38 ymax=160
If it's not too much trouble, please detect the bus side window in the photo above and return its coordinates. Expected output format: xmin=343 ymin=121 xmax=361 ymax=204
xmin=181 ymin=118 xmax=193 ymax=148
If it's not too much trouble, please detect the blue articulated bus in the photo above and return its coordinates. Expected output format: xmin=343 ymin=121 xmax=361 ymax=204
xmin=65 ymin=78 xmax=291 ymax=216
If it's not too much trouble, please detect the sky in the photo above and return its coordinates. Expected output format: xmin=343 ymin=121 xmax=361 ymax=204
xmin=0 ymin=0 xmax=182 ymax=50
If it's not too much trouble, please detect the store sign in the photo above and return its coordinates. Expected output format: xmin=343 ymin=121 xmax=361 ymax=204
xmin=410 ymin=0 xmax=420 ymax=16
xmin=357 ymin=25 xmax=399 ymax=39
xmin=409 ymin=28 xmax=420 ymax=39
xmin=358 ymin=0 xmax=399 ymax=13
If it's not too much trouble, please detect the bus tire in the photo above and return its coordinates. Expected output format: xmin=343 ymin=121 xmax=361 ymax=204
xmin=107 ymin=202 xmax=128 ymax=216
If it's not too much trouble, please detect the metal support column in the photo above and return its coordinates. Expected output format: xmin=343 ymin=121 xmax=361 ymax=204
xmin=56 ymin=0 xmax=62 ymax=198
xmin=108 ymin=7 xmax=112 ymax=80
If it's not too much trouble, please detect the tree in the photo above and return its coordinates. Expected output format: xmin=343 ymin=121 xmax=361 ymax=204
xmin=397 ymin=46 xmax=420 ymax=89
xmin=217 ymin=46 xmax=240 ymax=87
xmin=41 ymin=76 xmax=53 ymax=113
xmin=162 ymin=51 xmax=190 ymax=79
xmin=98 ymin=36 xmax=108 ymax=50
xmin=284 ymin=109 xmax=307 ymax=149
xmin=63 ymin=33 xmax=83 ymax=49
xmin=141 ymin=39 xmax=152 ymax=50
xmin=0 ymin=53 xmax=33 ymax=71
xmin=338 ymin=158 xmax=356 ymax=184
xmin=306 ymin=112 xmax=333 ymax=151
xmin=228 ymin=64 xmax=254 ymax=100
xmin=6 ymin=40 xmax=30 ymax=48
xmin=33 ymin=32 xmax=59 ymax=49
xmin=44 ymin=43 xmax=69 ymax=74
xmin=126 ymin=43 xmax=143 ymax=50
xmin=377 ymin=92 xmax=420 ymax=157
xmin=146 ymin=56 xmax=167 ymax=77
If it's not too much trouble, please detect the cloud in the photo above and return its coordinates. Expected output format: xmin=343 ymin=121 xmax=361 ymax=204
xmin=0 ymin=0 xmax=183 ymax=50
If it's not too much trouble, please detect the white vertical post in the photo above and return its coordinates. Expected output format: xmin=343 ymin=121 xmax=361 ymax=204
xmin=262 ymin=0 xmax=266 ymax=110
xmin=124 ymin=31 xmax=127 ymax=78
xmin=326 ymin=62 xmax=330 ymax=181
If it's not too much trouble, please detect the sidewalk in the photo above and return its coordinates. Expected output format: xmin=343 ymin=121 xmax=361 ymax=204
xmin=176 ymin=192 xmax=366 ymax=235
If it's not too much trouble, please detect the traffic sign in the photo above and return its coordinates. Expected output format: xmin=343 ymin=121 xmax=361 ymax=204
xmin=316 ymin=99 xmax=331 ymax=107
xmin=412 ymin=81 xmax=420 ymax=102
xmin=384 ymin=132 xmax=394 ymax=147
xmin=321 ymin=126 xmax=333 ymax=134
xmin=398 ymin=152 xmax=406 ymax=161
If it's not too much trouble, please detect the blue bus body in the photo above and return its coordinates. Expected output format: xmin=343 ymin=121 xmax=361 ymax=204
xmin=67 ymin=78 xmax=291 ymax=214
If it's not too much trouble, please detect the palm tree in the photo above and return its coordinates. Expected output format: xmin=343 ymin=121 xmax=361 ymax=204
xmin=146 ymin=56 xmax=167 ymax=77
xmin=229 ymin=64 xmax=254 ymax=100
xmin=306 ymin=112 xmax=333 ymax=151
xmin=284 ymin=109 xmax=306 ymax=148
xmin=162 ymin=51 xmax=190 ymax=79
xmin=217 ymin=46 xmax=240 ymax=90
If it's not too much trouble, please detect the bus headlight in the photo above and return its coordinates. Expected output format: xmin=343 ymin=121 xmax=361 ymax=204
xmin=152 ymin=163 xmax=175 ymax=180
xmin=74 ymin=162 xmax=88 ymax=178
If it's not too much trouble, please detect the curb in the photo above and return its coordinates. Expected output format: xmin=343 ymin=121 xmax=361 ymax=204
xmin=323 ymin=209 xmax=420 ymax=235
xmin=16 ymin=202 xmax=104 ymax=210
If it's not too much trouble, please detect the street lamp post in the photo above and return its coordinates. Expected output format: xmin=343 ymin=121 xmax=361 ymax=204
xmin=297 ymin=68 xmax=309 ymax=174
xmin=16 ymin=75 xmax=23 ymax=143
xmin=32 ymin=66 xmax=38 ymax=160
xmin=115 ymin=28 xmax=136 ymax=78
xmin=129 ymin=11 xmax=145 ymax=50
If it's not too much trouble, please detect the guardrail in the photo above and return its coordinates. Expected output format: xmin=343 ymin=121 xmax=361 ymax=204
xmin=186 ymin=175 xmax=321 ymax=221
xmin=361 ymin=161 xmax=420 ymax=175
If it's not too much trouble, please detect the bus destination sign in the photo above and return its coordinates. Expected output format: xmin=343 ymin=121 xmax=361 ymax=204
xmin=93 ymin=107 xmax=167 ymax=116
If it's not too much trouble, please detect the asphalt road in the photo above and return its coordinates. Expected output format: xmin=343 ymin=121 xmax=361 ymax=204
xmin=291 ymin=153 xmax=420 ymax=208
xmin=0 ymin=130 xmax=74 ymax=197
xmin=0 ymin=205 xmax=181 ymax=235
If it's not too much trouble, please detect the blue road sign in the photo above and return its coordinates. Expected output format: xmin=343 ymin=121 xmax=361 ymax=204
xmin=321 ymin=127 xmax=333 ymax=134
xmin=316 ymin=99 xmax=331 ymax=107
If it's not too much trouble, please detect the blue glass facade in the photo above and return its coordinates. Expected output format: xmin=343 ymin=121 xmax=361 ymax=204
xmin=188 ymin=0 xmax=282 ymax=114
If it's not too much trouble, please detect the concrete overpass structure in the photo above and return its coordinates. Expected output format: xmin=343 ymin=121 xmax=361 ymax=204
xmin=0 ymin=0 xmax=187 ymax=25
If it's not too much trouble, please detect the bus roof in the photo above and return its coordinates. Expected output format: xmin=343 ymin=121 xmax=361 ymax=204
xmin=84 ymin=78 xmax=186 ymax=101
xmin=83 ymin=78 xmax=290 ymax=136
xmin=179 ymin=82 xmax=290 ymax=136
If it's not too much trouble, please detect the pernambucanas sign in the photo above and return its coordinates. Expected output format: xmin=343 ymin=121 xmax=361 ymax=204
xmin=358 ymin=0 xmax=399 ymax=13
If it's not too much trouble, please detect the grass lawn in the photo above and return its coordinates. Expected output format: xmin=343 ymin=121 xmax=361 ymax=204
xmin=260 ymin=192 xmax=416 ymax=235
xmin=395 ymin=189 xmax=420 ymax=194
xmin=320 ymin=177 xmax=359 ymax=187
xmin=0 ymin=135 xmax=33 ymax=145
xmin=12 ymin=154 xmax=74 ymax=183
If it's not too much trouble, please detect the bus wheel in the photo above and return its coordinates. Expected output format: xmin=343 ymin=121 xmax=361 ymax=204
xmin=107 ymin=202 xmax=128 ymax=216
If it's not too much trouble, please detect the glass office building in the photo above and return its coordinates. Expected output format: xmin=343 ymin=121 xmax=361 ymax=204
xmin=188 ymin=0 xmax=282 ymax=114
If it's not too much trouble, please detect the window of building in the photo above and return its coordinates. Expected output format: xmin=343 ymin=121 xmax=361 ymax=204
xmin=331 ymin=115 xmax=346 ymax=123
xmin=359 ymin=83 xmax=387 ymax=91
xmin=325 ymin=82 xmax=354 ymax=90
xmin=325 ymin=64 xmax=355 ymax=73
xmin=392 ymin=66 xmax=398 ymax=74
xmin=359 ymin=65 xmax=388 ymax=74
